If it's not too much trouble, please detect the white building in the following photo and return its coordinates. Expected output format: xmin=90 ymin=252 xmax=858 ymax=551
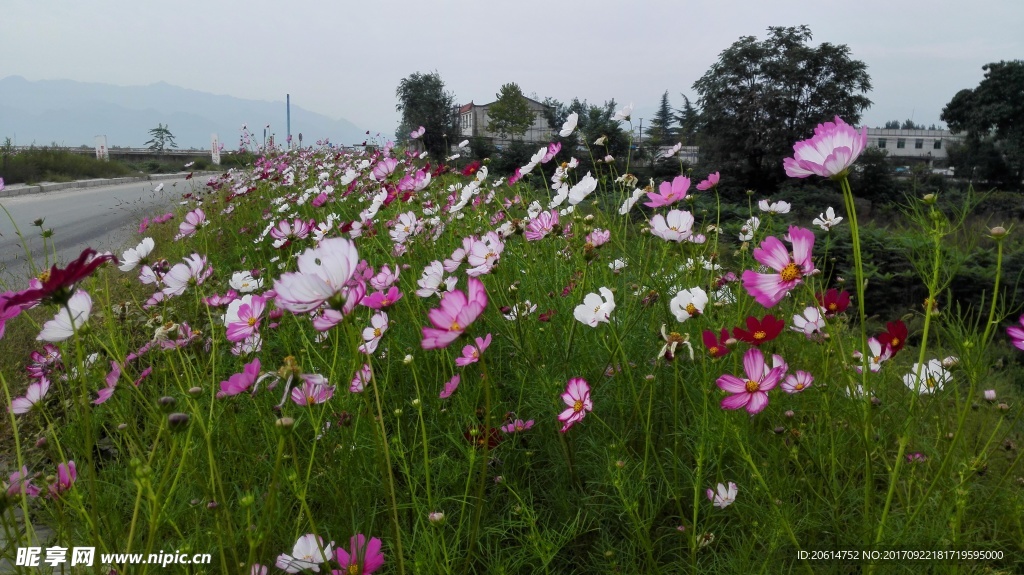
xmin=865 ymin=128 xmax=964 ymax=164
xmin=458 ymin=97 xmax=554 ymax=147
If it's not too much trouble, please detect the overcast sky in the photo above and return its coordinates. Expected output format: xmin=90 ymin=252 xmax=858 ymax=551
xmin=4 ymin=0 xmax=1023 ymax=137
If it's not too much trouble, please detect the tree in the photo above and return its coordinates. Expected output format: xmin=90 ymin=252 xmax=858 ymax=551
xmin=884 ymin=120 xmax=901 ymax=129
xmin=540 ymin=97 xmax=630 ymax=171
xmin=693 ymin=26 xmax=872 ymax=189
xmin=395 ymin=71 xmax=459 ymax=160
xmin=901 ymin=119 xmax=924 ymax=130
xmin=941 ymin=60 xmax=1024 ymax=189
xmin=674 ymin=95 xmax=699 ymax=145
xmin=487 ymin=83 xmax=535 ymax=141
xmin=145 ymin=123 xmax=177 ymax=152
xmin=647 ymin=91 xmax=676 ymax=147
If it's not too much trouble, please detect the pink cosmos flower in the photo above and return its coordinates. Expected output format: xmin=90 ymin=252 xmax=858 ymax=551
xmin=1008 ymin=314 xmax=1024 ymax=351
xmin=716 ymin=348 xmax=784 ymax=414
xmin=333 ymin=534 xmax=385 ymax=575
xmin=270 ymin=218 xmax=312 ymax=248
xmin=541 ymin=142 xmax=561 ymax=163
xmin=350 ymin=363 xmax=371 ymax=393
xmin=456 ymin=334 xmax=492 ymax=367
xmin=274 ymin=238 xmax=361 ymax=313
xmin=410 ymin=125 xmax=425 ymax=139
xmin=558 ymin=377 xmax=593 ymax=433
xmin=218 ymin=358 xmax=262 ymax=397
xmin=791 ymin=306 xmax=826 ymax=340
xmin=204 ymin=290 xmax=239 ymax=307
xmin=741 ymin=226 xmax=815 ymax=308
xmin=369 ymin=265 xmax=399 ymax=291
xmin=644 ymin=175 xmax=690 ymax=208
xmin=525 ymin=210 xmax=560 ymax=241
xmin=585 ymin=229 xmax=610 ymax=247
xmin=439 ymin=374 xmax=461 ymax=399
xmin=371 ymin=157 xmax=399 ymax=181
xmin=291 ymin=374 xmax=335 ymax=406
xmin=465 ymin=232 xmax=504 ymax=277
xmin=175 ymin=208 xmax=206 ymax=240
xmin=783 ymin=116 xmax=868 ymax=179
xmin=781 ymin=370 xmax=814 ymax=393
xmin=47 ymin=461 xmax=76 ymax=499
xmin=162 ymin=254 xmax=213 ymax=297
xmin=0 ymin=291 xmax=29 ymax=341
xmin=276 ymin=534 xmax=334 ymax=573
xmin=11 ymin=377 xmax=50 ymax=415
xmin=5 ymin=466 xmax=40 ymax=499
xmin=501 ymin=419 xmax=535 ymax=433
xmin=225 ymin=295 xmax=267 ymax=342
xmin=361 ymin=287 xmax=403 ymax=309
xmin=695 ymin=172 xmax=720 ymax=191
xmin=421 ymin=277 xmax=488 ymax=350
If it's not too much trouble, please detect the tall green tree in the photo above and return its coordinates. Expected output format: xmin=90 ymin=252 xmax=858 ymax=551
xmin=941 ymin=60 xmax=1024 ymax=189
xmin=145 ymin=123 xmax=177 ymax=152
xmin=674 ymin=94 xmax=699 ymax=145
xmin=647 ymin=91 xmax=676 ymax=147
xmin=693 ymin=25 xmax=872 ymax=189
xmin=487 ymin=82 xmax=535 ymax=141
xmin=395 ymin=71 xmax=459 ymax=160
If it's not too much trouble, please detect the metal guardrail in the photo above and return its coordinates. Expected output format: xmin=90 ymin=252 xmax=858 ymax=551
xmin=5 ymin=146 xmax=215 ymax=155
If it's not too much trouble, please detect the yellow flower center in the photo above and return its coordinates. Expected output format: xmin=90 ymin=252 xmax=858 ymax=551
xmin=828 ymin=303 xmax=838 ymax=311
xmin=891 ymin=337 xmax=900 ymax=347
xmin=795 ymin=383 xmax=805 ymax=390
xmin=753 ymin=331 xmax=766 ymax=340
xmin=247 ymin=317 xmax=257 ymax=327
xmin=708 ymin=346 xmax=719 ymax=355
xmin=306 ymin=395 xmax=316 ymax=405
xmin=780 ymin=262 xmax=801 ymax=282
xmin=348 ymin=563 xmax=361 ymax=575
xmin=38 ymin=270 xmax=51 ymax=283
xmin=685 ymin=303 xmax=699 ymax=316
xmin=573 ymin=400 xmax=584 ymax=413
xmin=926 ymin=377 xmax=937 ymax=389
xmin=450 ymin=321 xmax=462 ymax=331
xmin=745 ymin=380 xmax=760 ymax=393
xmin=373 ymin=328 xmax=382 ymax=337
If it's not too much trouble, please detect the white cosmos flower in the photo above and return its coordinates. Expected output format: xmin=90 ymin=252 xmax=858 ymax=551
xmin=613 ymin=102 xmax=634 ymax=121
xmin=119 ymin=238 xmax=154 ymax=272
xmin=567 ymin=173 xmax=598 ymax=205
xmin=559 ymin=112 xmax=578 ymax=137
xmin=813 ymin=206 xmax=844 ymax=230
xmin=707 ymin=482 xmax=738 ymax=509
xmin=650 ymin=210 xmax=695 ymax=242
xmin=669 ymin=287 xmax=708 ymax=322
xmin=619 ymin=188 xmax=645 ymax=215
xmin=574 ymin=287 xmax=615 ymax=327
xmin=663 ymin=142 xmax=682 ymax=158
xmin=904 ymin=359 xmax=951 ymax=395
xmin=275 ymin=534 xmax=334 ymax=574
xmin=758 ymin=199 xmax=792 ymax=214
xmin=229 ymin=271 xmax=263 ymax=293
xmin=738 ymin=216 xmax=760 ymax=241
xmin=38 ymin=290 xmax=92 ymax=342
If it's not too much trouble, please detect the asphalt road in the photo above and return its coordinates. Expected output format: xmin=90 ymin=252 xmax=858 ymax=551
xmin=0 ymin=177 xmax=200 ymax=289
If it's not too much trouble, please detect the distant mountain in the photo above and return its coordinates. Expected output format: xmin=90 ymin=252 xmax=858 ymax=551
xmin=0 ymin=76 xmax=369 ymax=149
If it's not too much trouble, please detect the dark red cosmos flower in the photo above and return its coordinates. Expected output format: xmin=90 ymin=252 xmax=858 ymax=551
xmin=8 ymin=248 xmax=117 ymax=307
xmin=538 ymin=309 xmax=556 ymax=322
xmin=878 ymin=320 xmax=908 ymax=355
xmin=733 ymin=315 xmax=785 ymax=346
xmin=462 ymin=161 xmax=481 ymax=176
xmin=702 ymin=328 xmax=731 ymax=358
xmin=816 ymin=288 xmax=850 ymax=317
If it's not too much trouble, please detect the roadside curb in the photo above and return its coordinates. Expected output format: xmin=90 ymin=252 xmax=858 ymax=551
xmin=0 ymin=171 xmax=221 ymax=199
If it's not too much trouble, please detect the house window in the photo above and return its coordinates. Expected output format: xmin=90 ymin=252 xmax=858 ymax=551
xmin=897 ymin=139 xmax=906 ymax=149
xmin=915 ymin=139 xmax=924 ymax=149
xmin=878 ymin=138 xmax=887 ymax=149
xmin=933 ymin=139 xmax=942 ymax=150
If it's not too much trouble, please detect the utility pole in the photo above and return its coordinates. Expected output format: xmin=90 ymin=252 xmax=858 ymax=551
xmin=287 ymin=94 xmax=292 ymax=150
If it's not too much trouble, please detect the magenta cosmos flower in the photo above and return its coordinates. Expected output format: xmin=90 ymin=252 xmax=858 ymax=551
xmin=1008 ymin=314 xmax=1024 ymax=351
xmin=218 ymin=358 xmax=262 ymax=397
xmin=741 ymin=226 xmax=815 ymax=308
xmin=716 ymin=348 xmax=785 ymax=414
xmin=333 ymin=534 xmax=385 ymax=575
xmin=783 ymin=116 xmax=868 ymax=180
xmin=274 ymin=238 xmax=361 ymax=313
xmin=421 ymin=277 xmax=488 ymax=350
xmin=8 ymin=248 xmax=116 ymax=308
xmin=47 ymin=461 xmax=77 ymax=499
xmin=456 ymin=334 xmax=492 ymax=367
xmin=558 ymin=377 xmax=593 ymax=433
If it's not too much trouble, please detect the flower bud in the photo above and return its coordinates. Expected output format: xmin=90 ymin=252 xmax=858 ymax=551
xmin=403 ymin=354 xmax=414 ymax=364
xmin=784 ymin=410 xmax=795 ymax=418
xmin=922 ymin=193 xmax=937 ymax=205
xmin=167 ymin=412 xmax=190 ymax=431
xmin=428 ymin=511 xmax=445 ymax=524
xmin=188 ymin=386 xmax=203 ymax=396
xmin=989 ymin=226 xmax=1007 ymax=239
xmin=984 ymin=389 xmax=997 ymax=402
xmin=158 ymin=396 xmax=176 ymax=409
xmin=275 ymin=417 xmax=295 ymax=432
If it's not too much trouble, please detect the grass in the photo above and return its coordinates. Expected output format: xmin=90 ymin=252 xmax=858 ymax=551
xmin=1 ymin=139 xmax=1023 ymax=574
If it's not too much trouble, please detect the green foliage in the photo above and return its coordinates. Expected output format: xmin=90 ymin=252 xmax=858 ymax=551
xmin=0 ymin=145 xmax=132 ymax=184
xmin=693 ymin=25 xmax=872 ymax=190
xmin=647 ymin=91 xmax=676 ymax=148
xmin=395 ymin=71 xmax=459 ymax=160
xmin=144 ymin=123 xmax=177 ymax=152
xmin=674 ymin=94 xmax=699 ymax=146
xmin=849 ymin=147 xmax=901 ymax=204
xmin=942 ymin=60 xmax=1024 ymax=190
xmin=487 ymin=83 xmax=535 ymax=141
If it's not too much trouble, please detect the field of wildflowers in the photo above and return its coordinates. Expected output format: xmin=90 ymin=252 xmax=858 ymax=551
xmin=2 ymin=116 xmax=1023 ymax=574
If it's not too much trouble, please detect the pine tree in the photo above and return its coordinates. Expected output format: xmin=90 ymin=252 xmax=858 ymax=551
xmin=647 ymin=91 xmax=676 ymax=147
